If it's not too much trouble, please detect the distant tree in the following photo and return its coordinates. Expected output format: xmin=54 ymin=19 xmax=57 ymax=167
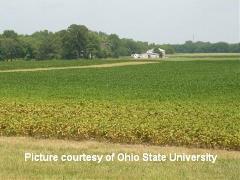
xmin=0 ymin=30 xmax=25 ymax=60
xmin=2 ymin=30 xmax=18 ymax=39
xmin=172 ymin=41 xmax=239 ymax=53
xmin=37 ymin=38 xmax=57 ymax=60
xmin=120 ymin=38 xmax=148 ymax=55
xmin=108 ymin=34 xmax=121 ymax=57
xmin=20 ymin=40 xmax=35 ymax=60
xmin=211 ymin=42 xmax=229 ymax=53
xmin=31 ymin=30 xmax=59 ymax=60
xmin=0 ymin=25 xmax=238 ymax=61
xmin=0 ymin=43 xmax=3 ymax=61
xmin=0 ymin=38 xmax=21 ymax=61
xmin=60 ymin=24 xmax=89 ymax=59
xmin=229 ymin=43 xmax=240 ymax=53
xmin=86 ymin=32 xmax=100 ymax=59
xmin=159 ymin=45 xmax=175 ymax=54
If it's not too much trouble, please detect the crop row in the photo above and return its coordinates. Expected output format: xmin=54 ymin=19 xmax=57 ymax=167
xmin=0 ymin=101 xmax=239 ymax=150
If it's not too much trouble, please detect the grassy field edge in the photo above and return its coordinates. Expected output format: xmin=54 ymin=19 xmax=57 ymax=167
xmin=0 ymin=136 xmax=239 ymax=179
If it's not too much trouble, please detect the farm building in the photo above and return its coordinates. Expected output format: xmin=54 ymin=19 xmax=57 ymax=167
xmin=131 ymin=48 xmax=166 ymax=59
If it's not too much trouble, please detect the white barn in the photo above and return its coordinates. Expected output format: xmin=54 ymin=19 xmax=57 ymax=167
xmin=131 ymin=48 xmax=166 ymax=59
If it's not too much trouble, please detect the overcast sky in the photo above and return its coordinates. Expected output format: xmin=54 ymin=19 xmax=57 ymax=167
xmin=0 ymin=0 xmax=239 ymax=44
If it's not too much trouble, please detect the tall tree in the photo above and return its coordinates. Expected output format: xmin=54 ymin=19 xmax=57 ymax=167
xmin=32 ymin=30 xmax=59 ymax=60
xmin=108 ymin=34 xmax=121 ymax=58
xmin=2 ymin=30 xmax=18 ymax=39
xmin=0 ymin=38 xmax=21 ymax=61
xmin=61 ymin=24 xmax=89 ymax=59
xmin=86 ymin=32 xmax=100 ymax=59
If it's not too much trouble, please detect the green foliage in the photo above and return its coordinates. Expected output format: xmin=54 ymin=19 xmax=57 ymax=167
xmin=159 ymin=44 xmax=175 ymax=54
xmin=86 ymin=32 xmax=101 ymax=59
xmin=0 ymin=30 xmax=23 ymax=61
xmin=0 ymin=25 xmax=238 ymax=61
xmin=0 ymin=59 xmax=239 ymax=102
xmin=0 ymin=37 xmax=24 ymax=61
xmin=62 ymin=25 xmax=89 ymax=59
xmin=173 ymin=41 xmax=240 ymax=53
xmin=2 ymin=30 xmax=18 ymax=39
xmin=33 ymin=30 xmax=60 ymax=60
xmin=108 ymin=34 xmax=121 ymax=58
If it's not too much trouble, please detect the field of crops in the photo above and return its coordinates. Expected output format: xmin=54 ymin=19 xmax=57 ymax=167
xmin=0 ymin=57 xmax=239 ymax=150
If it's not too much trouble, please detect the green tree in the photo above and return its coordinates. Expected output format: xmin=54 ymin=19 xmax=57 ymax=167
xmin=0 ymin=38 xmax=21 ymax=61
xmin=61 ymin=24 xmax=89 ymax=59
xmin=86 ymin=32 xmax=100 ymax=59
xmin=1 ymin=25 xmax=238 ymax=61
xmin=108 ymin=34 xmax=121 ymax=58
xmin=2 ymin=30 xmax=18 ymax=39
xmin=32 ymin=30 xmax=59 ymax=60
xmin=159 ymin=45 xmax=175 ymax=54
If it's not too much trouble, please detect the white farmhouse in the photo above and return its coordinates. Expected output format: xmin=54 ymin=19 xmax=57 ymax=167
xmin=131 ymin=48 xmax=166 ymax=59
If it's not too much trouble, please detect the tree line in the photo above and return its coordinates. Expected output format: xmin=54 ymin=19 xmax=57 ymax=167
xmin=0 ymin=24 xmax=151 ymax=61
xmin=173 ymin=41 xmax=240 ymax=53
xmin=0 ymin=24 xmax=239 ymax=61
